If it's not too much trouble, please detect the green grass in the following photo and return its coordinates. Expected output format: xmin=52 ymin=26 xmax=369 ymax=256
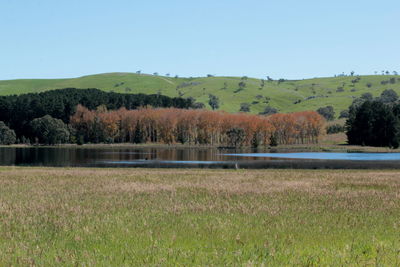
xmin=1 ymin=167 xmax=400 ymax=265
xmin=1 ymin=72 xmax=400 ymax=116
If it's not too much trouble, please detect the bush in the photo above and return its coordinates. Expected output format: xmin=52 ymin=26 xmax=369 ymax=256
xmin=379 ymin=89 xmax=398 ymax=104
xmin=193 ymin=102 xmax=206 ymax=109
xmin=326 ymin=124 xmax=345 ymax=134
xmin=339 ymin=110 xmax=349 ymax=119
xmin=239 ymin=103 xmax=251 ymax=112
xmin=259 ymin=106 xmax=278 ymax=116
xmin=317 ymin=106 xmax=335 ymax=121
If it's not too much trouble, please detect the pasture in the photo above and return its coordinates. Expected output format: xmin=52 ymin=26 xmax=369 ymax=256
xmin=1 ymin=167 xmax=400 ymax=265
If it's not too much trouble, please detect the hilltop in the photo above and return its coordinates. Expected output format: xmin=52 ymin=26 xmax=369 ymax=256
xmin=1 ymin=72 xmax=400 ymax=116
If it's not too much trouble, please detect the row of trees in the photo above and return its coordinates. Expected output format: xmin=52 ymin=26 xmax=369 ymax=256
xmin=346 ymin=90 xmax=400 ymax=148
xmin=70 ymin=106 xmax=325 ymax=147
xmin=0 ymin=88 xmax=195 ymax=139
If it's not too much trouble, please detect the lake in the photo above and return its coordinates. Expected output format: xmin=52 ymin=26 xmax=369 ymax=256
xmin=1 ymin=146 xmax=400 ymax=169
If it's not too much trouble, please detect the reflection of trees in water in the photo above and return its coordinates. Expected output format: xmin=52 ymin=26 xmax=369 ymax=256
xmin=0 ymin=147 xmax=268 ymax=167
xmin=0 ymin=147 xmax=16 ymax=165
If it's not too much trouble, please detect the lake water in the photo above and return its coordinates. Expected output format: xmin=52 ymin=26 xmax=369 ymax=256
xmin=1 ymin=147 xmax=400 ymax=169
xmin=225 ymin=152 xmax=400 ymax=161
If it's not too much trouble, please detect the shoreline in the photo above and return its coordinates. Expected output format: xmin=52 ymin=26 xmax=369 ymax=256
xmin=2 ymin=143 xmax=400 ymax=153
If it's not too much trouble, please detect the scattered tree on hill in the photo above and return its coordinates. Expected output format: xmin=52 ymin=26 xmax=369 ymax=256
xmin=277 ymin=79 xmax=285 ymax=85
xmin=193 ymin=102 xmax=206 ymax=109
xmin=326 ymin=124 xmax=345 ymax=134
xmin=317 ymin=106 xmax=335 ymax=121
xmin=260 ymin=79 xmax=265 ymax=89
xmin=0 ymin=121 xmax=16 ymax=145
xmin=379 ymin=89 xmax=398 ymax=104
xmin=208 ymin=94 xmax=220 ymax=110
xmin=239 ymin=103 xmax=251 ymax=113
xmin=238 ymin=81 xmax=246 ymax=90
xmin=361 ymin=93 xmax=373 ymax=101
xmin=259 ymin=106 xmax=278 ymax=116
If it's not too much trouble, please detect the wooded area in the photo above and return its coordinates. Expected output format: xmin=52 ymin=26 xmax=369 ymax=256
xmin=0 ymin=88 xmax=194 ymax=139
xmin=70 ymin=106 xmax=325 ymax=147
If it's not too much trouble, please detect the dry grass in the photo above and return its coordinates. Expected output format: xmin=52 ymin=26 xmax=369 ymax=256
xmin=1 ymin=167 xmax=400 ymax=266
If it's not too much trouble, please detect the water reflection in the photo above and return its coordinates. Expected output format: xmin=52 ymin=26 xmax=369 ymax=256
xmin=1 ymin=147 xmax=400 ymax=169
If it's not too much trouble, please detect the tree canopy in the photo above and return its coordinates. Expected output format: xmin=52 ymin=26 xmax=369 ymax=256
xmin=346 ymin=99 xmax=400 ymax=148
xmin=0 ymin=121 xmax=16 ymax=145
xmin=0 ymin=88 xmax=194 ymax=140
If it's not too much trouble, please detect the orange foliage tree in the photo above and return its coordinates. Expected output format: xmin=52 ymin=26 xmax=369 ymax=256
xmin=70 ymin=106 xmax=325 ymax=146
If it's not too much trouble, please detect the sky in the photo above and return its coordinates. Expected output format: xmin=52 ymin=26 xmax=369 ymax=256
xmin=1 ymin=0 xmax=399 ymax=80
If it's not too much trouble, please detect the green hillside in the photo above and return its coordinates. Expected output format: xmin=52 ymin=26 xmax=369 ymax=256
xmin=1 ymin=72 xmax=400 ymax=117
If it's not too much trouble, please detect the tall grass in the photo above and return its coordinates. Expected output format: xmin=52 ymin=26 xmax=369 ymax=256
xmin=1 ymin=167 xmax=400 ymax=265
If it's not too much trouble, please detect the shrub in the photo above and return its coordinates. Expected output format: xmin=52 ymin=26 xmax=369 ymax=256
xmin=339 ymin=110 xmax=349 ymax=119
xmin=259 ymin=106 xmax=278 ymax=116
xmin=326 ymin=124 xmax=345 ymax=134
xmin=317 ymin=106 xmax=335 ymax=121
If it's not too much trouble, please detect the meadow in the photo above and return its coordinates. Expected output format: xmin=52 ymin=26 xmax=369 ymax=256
xmin=1 ymin=167 xmax=400 ymax=265
xmin=1 ymin=73 xmax=400 ymax=116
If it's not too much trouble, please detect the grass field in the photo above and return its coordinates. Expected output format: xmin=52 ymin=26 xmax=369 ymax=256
xmin=1 ymin=73 xmax=400 ymax=116
xmin=1 ymin=167 xmax=400 ymax=265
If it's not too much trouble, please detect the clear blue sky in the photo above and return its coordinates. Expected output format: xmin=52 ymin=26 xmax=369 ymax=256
xmin=1 ymin=0 xmax=399 ymax=80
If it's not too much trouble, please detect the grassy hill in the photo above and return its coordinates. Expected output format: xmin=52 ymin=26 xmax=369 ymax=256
xmin=1 ymin=72 xmax=400 ymax=117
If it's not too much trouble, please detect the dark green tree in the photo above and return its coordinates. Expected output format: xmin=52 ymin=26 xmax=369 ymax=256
xmin=259 ymin=106 xmax=278 ymax=116
xmin=317 ymin=106 xmax=335 ymax=121
xmin=226 ymin=127 xmax=246 ymax=148
xmin=30 ymin=115 xmax=70 ymax=145
xmin=0 ymin=121 xmax=16 ymax=145
xmin=379 ymin=89 xmax=398 ymax=104
xmin=239 ymin=103 xmax=251 ymax=112
xmin=208 ymin=94 xmax=220 ymax=110
xmin=339 ymin=109 xmax=349 ymax=119
xmin=133 ymin=122 xmax=144 ymax=144
xmin=346 ymin=100 xmax=400 ymax=148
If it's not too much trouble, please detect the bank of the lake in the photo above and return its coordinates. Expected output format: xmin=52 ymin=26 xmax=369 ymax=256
xmin=1 ymin=167 xmax=400 ymax=266
xmin=4 ymin=141 xmax=400 ymax=153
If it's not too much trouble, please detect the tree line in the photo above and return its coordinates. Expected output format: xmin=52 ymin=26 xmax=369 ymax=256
xmin=69 ymin=106 xmax=324 ymax=147
xmin=0 ymin=88 xmax=194 ymax=140
xmin=0 ymin=88 xmax=326 ymax=146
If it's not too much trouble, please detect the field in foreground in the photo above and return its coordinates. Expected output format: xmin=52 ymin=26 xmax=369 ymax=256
xmin=1 ymin=168 xmax=400 ymax=266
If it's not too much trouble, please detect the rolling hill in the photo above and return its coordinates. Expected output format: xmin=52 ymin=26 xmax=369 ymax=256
xmin=1 ymin=72 xmax=400 ymax=117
